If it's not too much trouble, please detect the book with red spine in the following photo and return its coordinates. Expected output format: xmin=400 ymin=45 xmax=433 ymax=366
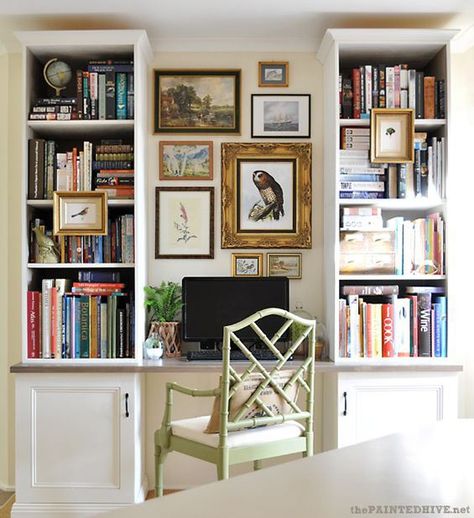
xmin=364 ymin=302 xmax=373 ymax=358
xmin=352 ymin=68 xmax=361 ymax=119
xmin=27 ymin=291 xmax=42 ymax=358
xmin=50 ymin=286 xmax=58 ymax=358
xmin=381 ymin=302 xmax=395 ymax=357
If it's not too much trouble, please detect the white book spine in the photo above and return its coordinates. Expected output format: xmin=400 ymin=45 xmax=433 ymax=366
xmin=402 ymin=220 xmax=414 ymax=274
xmin=347 ymin=295 xmax=360 ymax=358
xmin=386 ymin=67 xmax=395 ymax=108
xmin=408 ymin=69 xmax=417 ymax=109
xmin=41 ymin=279 xmax=54 ymax=359
xmin=365 ymin=65 xmax=372 ymax=112
xmin=394 ymin=298 xmax=411 ymax=357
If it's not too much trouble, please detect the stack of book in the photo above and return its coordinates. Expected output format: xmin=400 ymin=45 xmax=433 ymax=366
xmin=27 ymin=272 xmax=134 ymax=359
xmin=29 ymin=97 xmax=78 ymax=120
xmin=339 ymin=149 xmax=386 ymax=199
xmin=386 ymin=212 xmax=445 ymax=275
xmin=94 ymin=141 xmax=134 ymax=199
xmin=339 ymin=64 xmax=446 ymax=119
xmin=338 ymin=285 xmax=447 ymax=359
xmin=341 ymin=207 xmax=384 ymax=230
xmin=340 ymin=126 xmax=370 ymax=150
xmin=29 ymin=214 xmax=135 ymax=264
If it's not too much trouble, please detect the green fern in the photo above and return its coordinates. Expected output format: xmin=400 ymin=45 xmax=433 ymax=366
xmin=144 ymin=282 xmax=183 ymax=323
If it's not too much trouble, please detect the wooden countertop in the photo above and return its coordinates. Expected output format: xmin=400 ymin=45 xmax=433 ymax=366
xmin=10 ymin=358 xmax=463 ymax=373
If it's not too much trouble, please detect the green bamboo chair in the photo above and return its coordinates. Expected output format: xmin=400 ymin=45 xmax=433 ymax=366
xmin=154 ymin=307 xmax=316 ymax=496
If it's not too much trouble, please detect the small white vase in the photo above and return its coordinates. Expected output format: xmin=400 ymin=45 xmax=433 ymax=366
xmin=144 ymin=332 xmax=164 ymax=360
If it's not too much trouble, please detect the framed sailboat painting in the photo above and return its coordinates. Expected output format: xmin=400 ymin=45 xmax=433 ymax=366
xmin=251 ymin=94 xmax=311 ymax=138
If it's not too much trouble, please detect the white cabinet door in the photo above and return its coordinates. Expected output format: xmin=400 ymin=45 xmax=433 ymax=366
xmin=336 ymin=372 xmax=458 ymax=448
xmin=15 ymin=373 xmax=144 ymax=506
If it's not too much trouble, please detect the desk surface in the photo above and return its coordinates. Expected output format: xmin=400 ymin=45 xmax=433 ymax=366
xmin=10 ymin=358 xmax=463 ymax=373
xmin=102 ymin=419 xmax=474 ymax=518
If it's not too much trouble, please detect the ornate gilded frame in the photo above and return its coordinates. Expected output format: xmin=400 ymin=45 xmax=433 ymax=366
xmin=221 ymin=142 xmax=312 ymax=248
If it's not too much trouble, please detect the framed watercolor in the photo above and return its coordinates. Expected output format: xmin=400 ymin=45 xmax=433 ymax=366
xmin=221 ymin=142 xmax=312 ymax=249
xmin=155 ymin=187 xmax=214 ymax=259
xmin=154 ymin=70 xmax=241 ymax=134
xmin=267 ymin=253 xmax=302 ymax=279
xmin=159 ymin=141 xmax=213 ymax=180
xmin=370 ymin=108 xmax=415 ymax=163
xmin=251 ymin=94 xmax=310 ymax=138
xmin=258 ymin=61 xmax=289 ymax=87
xmin=231 ymin=253 xmax=264 ymax=277
xmin=53 ymin=191 xmax=107 ymax=236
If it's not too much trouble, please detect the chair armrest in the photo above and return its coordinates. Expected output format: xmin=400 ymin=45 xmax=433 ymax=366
xmin=167 ymin=382 xmax=220 ymax=398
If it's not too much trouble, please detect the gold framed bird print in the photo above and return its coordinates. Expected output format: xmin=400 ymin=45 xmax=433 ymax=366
xmin=53 ymin=191 xmax=108 ymax=236
xmin=221 ymin=142 xmax=312 ymax=248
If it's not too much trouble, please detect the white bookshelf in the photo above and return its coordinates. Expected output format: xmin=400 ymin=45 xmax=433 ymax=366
xmin=317 ymin=29 xmax=456 ymax=363
xmin=19 ymin=30 xmax=152 ymax=363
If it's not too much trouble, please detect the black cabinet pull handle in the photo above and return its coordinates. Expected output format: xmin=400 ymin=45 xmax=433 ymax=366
xmin=343 ymin=391 xmax=347 ymax=416
xmin=125 ymin=393 xmax=130 ymax=418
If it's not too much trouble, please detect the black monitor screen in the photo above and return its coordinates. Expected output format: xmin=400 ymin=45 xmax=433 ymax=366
xmin=182 ymin=277 xmax=289 ymax=342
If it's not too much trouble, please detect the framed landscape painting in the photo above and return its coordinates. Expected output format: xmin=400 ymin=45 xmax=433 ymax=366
xmin=251 ymin=94 xmax=310 ymax=138
xmin=155 ymin=187 xmax=214 ymax=259
xmin=159 ymin=141 xmax=213 ymax=180
xmin=154 ymin=70 xmax=241 ymax=133
xmin=267 ymin=253 xmax=302 ymax=279
xmin=258 ymin=61 xmax=289 ymax=87
xmin=221 ymin=142 xmax=312 ymax=248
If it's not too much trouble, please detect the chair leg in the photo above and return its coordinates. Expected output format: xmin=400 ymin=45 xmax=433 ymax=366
xmin=217 ymin=449 xmax=229 ymax=481
xmin=253 ymin=460 xmax=263 ymax=471
xmin=303 ymin=431 xmax=314 ymax=458
xmin=155 ymin=445 xmax=168 ymax=497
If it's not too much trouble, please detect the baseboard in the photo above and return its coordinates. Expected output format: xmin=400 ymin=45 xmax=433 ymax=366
xmin=11 ymin=502 xmax=135 ymax=517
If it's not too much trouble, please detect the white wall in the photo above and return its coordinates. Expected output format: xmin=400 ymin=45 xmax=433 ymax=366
xmin=145 ymin=51 xmax=324 ymax=488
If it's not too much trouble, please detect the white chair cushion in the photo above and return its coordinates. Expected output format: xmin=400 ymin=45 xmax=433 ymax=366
xmin=171 ymin=415 xmax=305 ymax=449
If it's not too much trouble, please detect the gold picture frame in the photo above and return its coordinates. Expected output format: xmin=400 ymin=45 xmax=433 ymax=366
xmin=267 ymin=253 xmax=302 ymax=279
xmin=258 ymin=61 xmax=289 ymax=87
xmin=232 ymin=253 xmax=264 ymax=277
xmin=370 ymin=108 xmax=415 ymax=163
xmin=221 ymin=142 xmax=312 ymax=249
xmin=53 ymin=191 xmax=108 ymax=236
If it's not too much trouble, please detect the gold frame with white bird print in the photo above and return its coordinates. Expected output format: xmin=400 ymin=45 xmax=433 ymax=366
xmin=221 ymin=142 xmax=312 ymax=248
xmin=53 ymin=191 xmax=108 ymax=236
xmin=231 ymin=253 xmax=264 ymax=277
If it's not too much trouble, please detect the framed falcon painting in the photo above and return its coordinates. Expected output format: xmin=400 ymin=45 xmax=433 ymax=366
xmin=221 ymin=142 xmax=312 ymax=248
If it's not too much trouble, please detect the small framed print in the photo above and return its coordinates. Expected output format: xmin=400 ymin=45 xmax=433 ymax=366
xmin=53 ymin=191 xmax=107 ymax=236
xmin=258 ymin=61 xmax=289 ymax=87
xmin=267 ymin=253 xmax=302 ymax=279
xmin=232 ymin=253 xmax=263 ymax=277
xmin=159 ymin=141 xmax=213 ymax=180
xmin=251 ymin=94 xmax=310 ymax=138
xmin=370 ymin=108 xmax=415 ymax=163
xmin=155 ymin=187 xmax=214 ymax=259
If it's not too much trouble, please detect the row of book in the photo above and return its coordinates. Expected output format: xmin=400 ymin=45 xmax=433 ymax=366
xmin=30 ymin=214 xmax=135 ymax=264
xmin=339 ymin=133 xmax=445 ymax=199
xmin=339 ymin=285 xmax=447 ymax=358
xmin=29 ymin=60 xmax=134 ymax=120
xmin=339 ymin=211 xmax=444 ymax=276
xmin=28 ymin=139 xmax=134 ymax=200
xmin=339 ymin=64 xmax=446 ymax=119
xmin=27 ymin=277 xmax=134 ymax=359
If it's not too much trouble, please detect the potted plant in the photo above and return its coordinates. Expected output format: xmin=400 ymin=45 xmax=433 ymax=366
xmin=144 ymin=282 xmax=183 ymax=357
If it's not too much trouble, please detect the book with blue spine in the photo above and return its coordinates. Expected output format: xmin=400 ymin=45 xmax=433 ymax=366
xmin=432 ymin=301 xmax=442 ymax=357
xmin=434 ymin=296 xmax=447 ymax=357
xmin=116 ymin=72 xmax=128 ymax=119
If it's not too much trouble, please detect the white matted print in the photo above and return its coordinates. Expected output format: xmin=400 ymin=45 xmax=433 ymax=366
xmin=53 ymin=191 xmax=107 ymax=236
xmin=155 ymin=187 xmax=214 ymax=258
xmin=251 ymin=94 xmax=310 ymax=138
xmin=238 ymin=159 xmax=295 ymax=232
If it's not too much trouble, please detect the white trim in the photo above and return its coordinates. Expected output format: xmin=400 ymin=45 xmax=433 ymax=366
xmin=451 ymin=24 xmax=474 ymax=53
xmin=0 ymin=481 xmax=15 ymax=492
xmin=11 ymin=502 xmax=134 ymax=517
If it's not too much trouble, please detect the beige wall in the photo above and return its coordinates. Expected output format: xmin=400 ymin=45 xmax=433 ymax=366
xmin=0 ymin=41 xmax=472 ymax=490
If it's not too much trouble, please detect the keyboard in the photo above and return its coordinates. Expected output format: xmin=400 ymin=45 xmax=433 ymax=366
xmin=186 ymin=349 xmax=293 ymax=361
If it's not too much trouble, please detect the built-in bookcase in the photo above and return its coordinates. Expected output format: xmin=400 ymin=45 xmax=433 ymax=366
xmin=317 ymin=29 xmax=456 ymax=363
xmin=18 ymin=30 xmax=152 ymax=363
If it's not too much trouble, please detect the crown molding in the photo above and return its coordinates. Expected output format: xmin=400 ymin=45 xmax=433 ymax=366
xmin=451 ymin=24 xmax=474 ymax=53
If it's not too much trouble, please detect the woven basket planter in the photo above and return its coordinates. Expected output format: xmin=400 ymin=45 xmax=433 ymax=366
xmin=149 ymin=321 xmax=181 ymax=358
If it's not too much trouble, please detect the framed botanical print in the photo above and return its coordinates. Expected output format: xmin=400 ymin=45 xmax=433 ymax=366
xmin=221 ymin=142 xmax=312 ymax=249
xmin=159 ymin=141 xmax=213 ymax=180
xmin=267 ymin=253 xmax=302 ymax=279
xmin=251 ymin=94 xmax=311 ymax=138
xmin=370 ymin=108 xmax=415 ymax=163
xmin=258 ymin=61 xmax=289 ymax=87
xmin=155 ymin=187 xmax=214 ymax=259
xmin=154 ymin=70 xmax=241 ymax=133
xmin=232 ymin=253 xmax=263 ymax=277
xmin=53 ymin=191 xmax=107 ymax=236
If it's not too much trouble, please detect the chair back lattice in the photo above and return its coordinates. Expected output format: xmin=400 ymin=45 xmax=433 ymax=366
xmin=218 ymin=307 xmax=316 ymax=437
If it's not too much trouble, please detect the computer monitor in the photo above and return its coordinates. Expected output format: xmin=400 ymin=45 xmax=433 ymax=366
xmin=182 ymin=276 xmax=289 ymax=348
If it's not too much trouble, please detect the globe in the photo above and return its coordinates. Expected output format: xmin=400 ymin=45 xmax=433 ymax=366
xmin=43 ymin=58 xmax=72 ymax=96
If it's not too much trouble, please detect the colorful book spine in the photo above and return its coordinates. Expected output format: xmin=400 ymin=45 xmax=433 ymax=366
xmin=27 ymin=291 xmax=41 ymax=358
xmin=381 ymin=302 xmax=395 ymax=357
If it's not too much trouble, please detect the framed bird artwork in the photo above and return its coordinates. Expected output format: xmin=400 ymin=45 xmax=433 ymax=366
xmin=221 ymin=142 xmax=312 ymax=248
xmin=53 ymin=191 xmax=108 ymax=236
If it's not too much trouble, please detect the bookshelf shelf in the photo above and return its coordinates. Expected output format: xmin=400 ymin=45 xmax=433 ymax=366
xmin=27 ymin=263 xmax=135 ymax=269
xmin=339 ymin=274 xmax=446 ymax=281
xmin=339 ymin=118 xmax=446 ymax=130
xmin=339 ymin=198 xmax=445 ymax=210
xmin=27 ymin=199 xmax=134 ymax=208
xmin=27 ymin=119 xmax=135 ymax=137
